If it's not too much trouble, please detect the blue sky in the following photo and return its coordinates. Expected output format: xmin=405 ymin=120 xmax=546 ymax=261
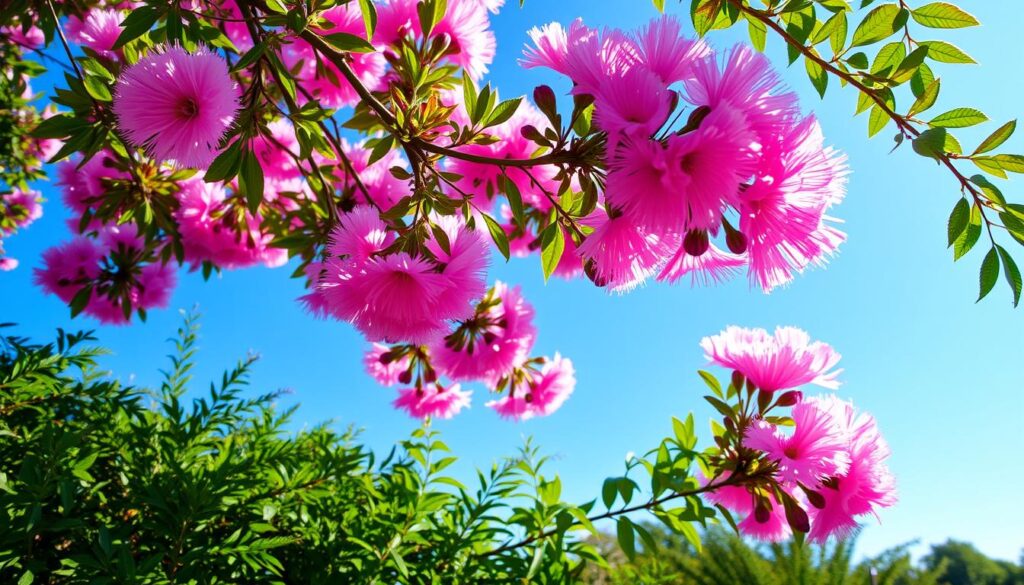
xmin=4 ymin=0 xmax=1022 ymax=562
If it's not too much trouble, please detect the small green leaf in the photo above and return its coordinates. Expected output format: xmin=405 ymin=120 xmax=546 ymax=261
xmin=240 ymin=149 xmax=265 ymax=213
xmin=996 ymin=245 xmax=1022 ymax=306
xmin=322 ymin=32 xmax=375 ymax=53
xmin=947 ymin=198 xmax=969 ymax=246
xmin=911 ymin=2 xmax=979 ymax=29
xmin=358 ymin=0 xmax=377 ymax=39
xmin=805 ymin=55 xmax=828 ymax=98
xmin=930 ymin=108 xmax=987 ymax=128
xmin=745 ymin=13 xmax=767 ymax=52
xmin=113 ymin=6 xmax=161 ymax=49
xmin=616 ymin=517 xmax=636 ymax=561
xmin=908 ymin=78 xmax=940 ymax=117
xmin=868 ymin=104 xmax=889 ymax=137
xmin=851 ymin=3 xmax=901 ymax=47
xmin=480 ymin=213 xmax=510 ymax=261
xmin=483 ymin=97 xmax=522 ymax=128
xmin=919 ymin=40 xmax=976 ymax=64
xmin=992 ymin=154 xmax=1024 ymax=174
xmin=540 ymin=223 xmax=565 ymax=281
xmin=953 ymin=203 xmax=982 ymax=260
xmin=978 ymin=247 xmax=1000 ymax=301
xmin=973 ymin=120 xmax=1017 ymax=155
xmin=911 ymin=127 xmax=947 ymax=159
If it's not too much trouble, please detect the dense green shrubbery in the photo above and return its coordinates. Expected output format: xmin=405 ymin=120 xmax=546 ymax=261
xmin=0 ymin=314 xmax=603 ymax=583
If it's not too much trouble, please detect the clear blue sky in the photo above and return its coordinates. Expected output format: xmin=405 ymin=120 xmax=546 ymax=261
xmin=4 ymin=0 xmax=1022 ymax=562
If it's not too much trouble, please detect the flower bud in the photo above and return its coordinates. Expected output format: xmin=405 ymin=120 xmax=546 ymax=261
xmin=683 ymin=230 xmax=710 ymax=257
xmin=775 ymin=390 xmax=802 ymax=407
xmin=398 ymin=369 xmax=413 ymax=385
xmin=726 ymin=229 xmax=747 ymax=255
xmin=802 ymin=486 xmax=826 ymax=509
xmin=533 ymin=85 xmax=557 ymax=120
xmin=584 ymin=259 xmax=608 ymax=287
xmin=754 ymin=500 xmax=771 ymax=524
xmin=378 ymin=351 xmax=395 ymax=364
xmin=423 ymin=366 xmax=437 ymax=384
xmin=731 ymin=370 xmax=745 ymax=391
xmin=520 ymin=124 xmax=545 ymax=143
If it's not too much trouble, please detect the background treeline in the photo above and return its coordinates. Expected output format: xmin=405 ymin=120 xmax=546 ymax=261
xmin=584 ymin=525 xmax=1024 ymax=585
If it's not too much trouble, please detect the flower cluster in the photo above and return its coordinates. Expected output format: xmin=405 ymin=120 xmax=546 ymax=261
xmin=0 ymin=188 xmax=43 ymax=270
xmin=522 ymin=17 xmax=847 ymax=292
xmin=359 ymin=280 xmax=575 ymax=420
xmin=700 ymin=326 xmax=896 ymax=542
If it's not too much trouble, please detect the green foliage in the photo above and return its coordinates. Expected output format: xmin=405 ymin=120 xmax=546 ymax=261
xmin=0 ymin=315 xmax=608 ymax=583
xmin=923 ymin=540 xmax=1024 ymax=585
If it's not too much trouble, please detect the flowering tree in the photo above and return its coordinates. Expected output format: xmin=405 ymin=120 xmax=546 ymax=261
xmin=0 ymin=0 xmax=1011 ymax=576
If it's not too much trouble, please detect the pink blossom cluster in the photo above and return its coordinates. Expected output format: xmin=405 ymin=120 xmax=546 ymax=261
xmin=0 ymin=189 xmax=44 ymax=271
xmin=34 ymin=225 xmax=176 ymax=324
xmin=522 ymin=17 xmax=847 ymax=292
xmin=701 ymin=326 xmax=896 ymax=542
xmin=359 ymin=280 xmax=575 ymax=421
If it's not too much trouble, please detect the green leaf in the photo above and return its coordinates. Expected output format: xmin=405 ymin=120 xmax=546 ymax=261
xmin=358 ymin=0 xmax=377 ymax=39
xmin=846 ymin=52 xmax=869 ymax=69
xmin=930 ymin=108 xmax=987 ymax=128
xmin=908 ymin=78 xmax=939 ymax=117
xmin=868 ymin=104 xmax=889 ymax=137
xmin=83 ymin=76 xmax=112 ymax=101
xmin=910 ymin=62 xmax=935 ymax=98
xmin=851 ymin=3 xmax=901 ymax=47
xmin=973 ymin=120 xmax=1016 ymax=155
xmin=652 ymin=0 xmax=666 ymax=12
xmin=540 ymin=223 xmax=565 ymax=281
xmin=480 ymin=213 xmax=510 ymax=261
xmin=240 ymin=149 xmax=265 ymax=213
xmin=697 ymin=370 xmax=722 ymax=395
xmin=368 ymin=135 xmax=394 ymax=165
xmin=502 ymin=176 xmax=524 ymax=228
xmin=911 ymin=2 xmax=979 ymax=29
xmin=891 ymin=45 xmax=929 ymax=83
xmin=919 ymin=40 xmax=975 ymax=64
xmin=996 ymin=245 xmax=1022 ymax=306
xmin=805 ymin=55 xmax=828 ymax=98
xmin=947 ymin=198 xmax=969 ymax=246
xmin=912 ymin=127 xmax=947 ymax=159
xmin=113 ymin=6 xmax=161 ymax=49
xmin=992 ymin=154 xmax=1024 ymax=174
xmin=602 ymin=478 xmax=617 ymax=508
xmin=322 ymin=32 xmax=375 ymax=53
xmin=978 ymin=247 xmax=1000 ymax=301
xmin=232 ymin=42 xmax=268 ymax=72
xmin=745 ymin=13 xmax=767 ymax=51
xmin=204 ymin=140 xmax=243 ymax=183
xmin=483 ymin=97 xmax=522 ymax=128
xmin=953 ymin=203 xmax=982 ymax=260
xmin=616 ymin=517 xmax=636 ymax=561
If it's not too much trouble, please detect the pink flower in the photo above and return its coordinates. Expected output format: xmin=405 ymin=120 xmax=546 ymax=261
xmin=57 ymin=151 xmax=130 ymax=215
xmin=523 ymin=353 xmax=575 ymax=417
xmin=432 ymin=0 xmax=497 ymax=80
xmin=114 ymin=46 xmax=239 ymax=169
xmin=486 ymin=353 xmax=575 ymax=420
xmin=327 ymin=205 xmax=394 ymax=263
xmin=592 ymin=66 xmax=671 ymax=141
xmin=288 ymin=4 xmax=386 ymax=108
xmin=364 ymin=343 xmax=412 ymax=386
xmin=700 ymin=326 xmax=842 ymax=392
xmin=175 ymin=178 xmax=286 ymax=269
xmin=425 ymin=215 xmax=490 ymax=316
xmin=576 ymin=209 xmax=677 ymax=292
xmin=336 ymin=140 xmax=411 ymax=211
xmin=704 ymin=478 xmax=791 ymax=542
xmin=804 ymin=396 xmax=896 ymax=542
xmin=741 ymin=116 xmax=847 ymax=291
xmin=3 ymin=24 xmax=44 ymax=49
xmin=34 ymin=237 xmax=104 ymax=303
xmin=322 ymin=253 xmax=450 ymax=344
xmin=745 ymin=399 xmax=851 ymax=486
xmin=253 ymin=119 xmax=301 ymax=182
xmin=632 ymin=16 xmax=709 ymax=85
xmin=66 ymin=9 xmax=125 ymax=59
xmin=0 ymin=255 xmax=17 ymax=271
xmin=431 ymin=281 xmax=536 ymax=383
xmin=658 ymin=243 xmax=747 ymax=286
xmin=1 ymin=188 xmax=43 ymax=234
xmin=486 ymin=387 xmax=531 ymax=420
xmin=520 ymin=22 xmax=569 ymax=74
xmin=561 ymin=21 xmax=640 ymax=97
xmin=393 ymin=384 xmax=472 ymax=419
xmin=684 ymin=45 xmax=798 ymax=145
